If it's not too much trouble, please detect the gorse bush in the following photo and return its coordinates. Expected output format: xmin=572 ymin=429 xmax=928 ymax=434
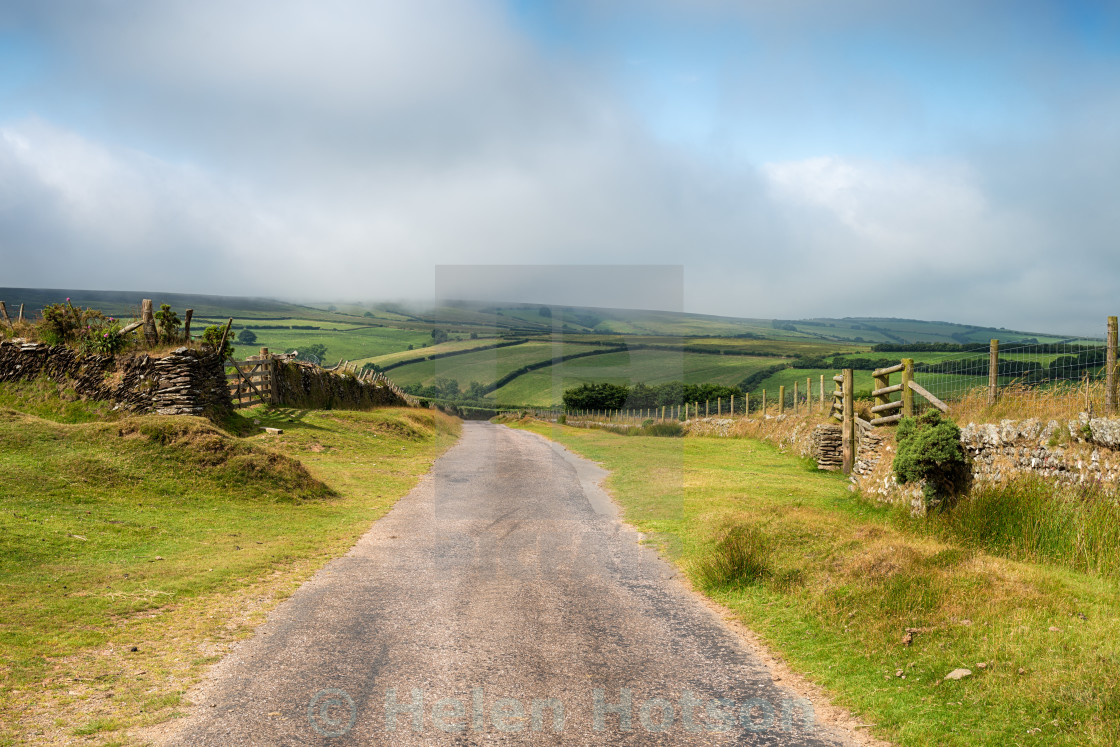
xmin=155 ymin=304 xmax=181 ymax=344
xmin=893 ymin=410 xmax=971 ymax=510
xmin=38 ymin=299 xmax=92 ymax=346
xmin=38 ymin=299 xmax=130 ymax=355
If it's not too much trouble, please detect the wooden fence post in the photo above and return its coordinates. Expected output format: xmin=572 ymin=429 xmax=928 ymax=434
xmin=183 ymin=309 xmax=193 ymax=341
xmin=793 ymin=381 xmax=799 ymax=413
xmin=17 ymin=304 xmax=24 ymax=322
xmin=730 ymin=395 xmax=734 ymax=416
xmin=1107 ymin=317 xmax=1117 ymax=415
xmin=901 ymin=358 xmax=914 ymax=417
xmin=819 ymin=375 xmax=825 ymax=412
xmin=0 ymin=302 xmax=13 ymax=331
xmin=807 ymin=377 xmax=811 ymax=412
xmin=217 ymin=318 xmax=233 ymax=355
xmin=873 ymin=366 xmax=889 ymax=413
xmin=778 ymin=385 xmax=785 ymax=414
xmin=842 ymin=369 xmax=855 ymax=475
xmin=140 ymin=299 xmax=157 ymax=345
xmin=744 ymin=392 xmax=749 ymax=417
xmin=717 ymin=397 xmax=721 ymax=416
xmin=988 ymin=340 xmax=999 ymax=406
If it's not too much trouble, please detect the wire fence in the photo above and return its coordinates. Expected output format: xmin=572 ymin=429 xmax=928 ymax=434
xmin=533 ymin=319 xmax=1120 ymax=426
xmin=909 ymin=340 xmax=1112 ymax=421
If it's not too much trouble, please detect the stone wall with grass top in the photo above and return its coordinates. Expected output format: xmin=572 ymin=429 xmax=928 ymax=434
xmin=0 ymin=339 xmax=231 ymax=418
xmin=271 ymin=359 xmax=409 ymax=411
xmin=842 ymin=415 xmax=1120 ymax=507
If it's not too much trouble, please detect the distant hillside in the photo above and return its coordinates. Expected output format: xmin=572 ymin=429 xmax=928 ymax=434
xmin=0 ymin=287 xmax=355 ymax=322
xmin=1 ymin=288 xmax=1078 ymax=345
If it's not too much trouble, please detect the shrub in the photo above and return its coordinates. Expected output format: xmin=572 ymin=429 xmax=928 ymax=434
xmin=562 ymin=382 xmax=630 ymax=410
xmin=83 ymin=317 xmax=128 ymax=356
xmin=38 ymin=299 xmax=91 ymax=345
xmin=201 ymin=325 xmax=234 ymax=357
xmin=155 ymin=304 xmax=181 ymax=344
xmin=893 ymin=410 xmax=971 ymax=510
xmin=237 ymin=328 xmax=258 ymax=345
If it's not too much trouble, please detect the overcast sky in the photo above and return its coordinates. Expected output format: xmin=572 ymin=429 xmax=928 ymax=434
xmin=1 ymin=1 xmax=1117 ymax=335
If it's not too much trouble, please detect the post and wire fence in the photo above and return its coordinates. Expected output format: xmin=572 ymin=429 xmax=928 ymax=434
xmin=529 ymin=317 xmax=1120 ymax=431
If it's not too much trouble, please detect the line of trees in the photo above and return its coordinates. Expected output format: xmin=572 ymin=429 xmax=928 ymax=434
xmin=561 ymin=381 xmax=744 ymax=410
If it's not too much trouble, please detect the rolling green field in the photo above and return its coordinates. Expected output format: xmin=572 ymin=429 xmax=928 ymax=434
xmin=355 ymin=336 xmax=512 ymax=369
xmin=231 ymin=326 xmax=434 ymax=364
xmin=489 ymin=350 xmax=787 ymax=405
xmin=387 ymin=341 xmax=606 ymax=388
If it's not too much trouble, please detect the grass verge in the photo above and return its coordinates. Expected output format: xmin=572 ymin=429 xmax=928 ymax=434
xmin=509 ymin=419 xmax=1120 ymax=747
xmin=0 ymin=403 xmax=459 ymax=746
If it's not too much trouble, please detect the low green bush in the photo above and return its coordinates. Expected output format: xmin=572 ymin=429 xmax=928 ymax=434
xmin=893 ymin=410 xmax=971 ymax=510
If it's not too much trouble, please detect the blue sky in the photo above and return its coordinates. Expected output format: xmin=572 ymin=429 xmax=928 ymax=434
xmin=1 ymin=0 xmax=1118 ymax=334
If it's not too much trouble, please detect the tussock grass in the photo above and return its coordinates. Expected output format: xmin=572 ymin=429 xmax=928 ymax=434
xmin=513 ymin=419 xmax=1120 ymax=746
xmin=690 ymin=524 xmax=771 ymax=590
xmin=948 ymin=380 xmax=1109 ymax=423
xmin=905 ymin=477 xmax=1120 ymax=577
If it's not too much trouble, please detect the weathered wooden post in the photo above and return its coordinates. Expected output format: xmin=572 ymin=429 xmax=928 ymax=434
xmin=730 ymin=395 xmax=734 ymax=416
xmin=807 ymin=377 xmax=812 ymax=412
xmin=762 ymin=389 xmax=766 ymax=415
xmin=988 ymin=340 xmax=999 ymax=406
xmin=901 ymin=358 xmax=915 ymax=417
xmin=267 ymin=349 xmax=281 ymax=405
xmin=183 ymin=309 xmax=193 ymax=341
xmin=873 ymin=365 xmax=889 ymax=413
xmin=1107 ymin=317 xmax=1117 ymax=415
xmin=140 ymin=299 xmax=157 ymax=345
xmin=778 ymin=385 xmax=785 ymax=414
xmin=842 ymin=368 xmax=855 ymax=474
xmin=17 ymin=303 xmax=24 ymax=322
xmin=717 ymin=397 xmax=721 ymax=416
xmin=0 ymin=302 xmax=13 ymax=331
xmin=819 ymin=375 xmax=825 ymax=412
xmin=744 ymin=392 xmax=749 ymax=417
xmin=217 ymin=318 xmax=233 ymax=356
xmin=793 ymin=381 xmax=799 ymax=413
xmin=706 ymin=399 xmax=710 ymax=417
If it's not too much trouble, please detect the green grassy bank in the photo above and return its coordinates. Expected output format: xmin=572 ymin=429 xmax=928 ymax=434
xmin=508 ymin=419 xmax=1120 ymax=746
xmin=0 ymin=399 xmax=459 ymax=745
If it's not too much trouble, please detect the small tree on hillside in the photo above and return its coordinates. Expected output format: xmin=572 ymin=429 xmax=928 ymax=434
xmin=237 ymin=328 xmax=258 ymax=344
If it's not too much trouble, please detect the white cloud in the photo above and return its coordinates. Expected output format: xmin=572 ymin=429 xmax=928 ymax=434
xmin=0 ymin=1 xmax=1117 ymax=336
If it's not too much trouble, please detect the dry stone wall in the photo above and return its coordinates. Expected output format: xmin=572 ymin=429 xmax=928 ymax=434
xmin=271 ymin=360 xmax=408 ymax=411
xmin=680 ymin=411 xmax=1120 ymax=508
xmin=0 ymin=340 xmax=231 ymax=418
xmin=837 ymin=415 xmax=1120 ymax=508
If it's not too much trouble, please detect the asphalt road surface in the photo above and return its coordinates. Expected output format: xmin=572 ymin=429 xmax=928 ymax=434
xmin=162 ymin=422 xmax=863 ymax=746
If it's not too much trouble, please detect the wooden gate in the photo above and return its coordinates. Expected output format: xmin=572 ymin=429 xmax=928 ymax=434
xmin=226 ymin=353 xmax=275 ymax=409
